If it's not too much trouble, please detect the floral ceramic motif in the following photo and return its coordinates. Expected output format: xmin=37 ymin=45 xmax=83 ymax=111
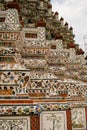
xmin=0 ymin=116 xmax=30 ymax=130
xmin=71 ymin=108 xmax=86 ymax=130
xmin=0 ymin=103 xmax=87 ymax=116
xmin=40 ymin=111 xmax=67 ymax=130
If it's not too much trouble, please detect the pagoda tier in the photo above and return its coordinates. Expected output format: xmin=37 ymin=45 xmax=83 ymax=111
xmin=0 ymin=1 xmax=87 ymax=130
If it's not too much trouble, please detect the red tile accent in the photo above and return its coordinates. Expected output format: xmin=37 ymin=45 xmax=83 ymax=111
xmin=85 ymin=107 xmax=87 ymax=129
xmin=66 ymin=109 xmax=72 ymax=130
xmin=31 ymin=115 xmax=40 ymax=130
xmin=0 ymin=100 xmax=33 ymax=104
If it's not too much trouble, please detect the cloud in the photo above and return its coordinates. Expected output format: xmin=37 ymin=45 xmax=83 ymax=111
xmin=52 ymin=0 xmax=87 ymax=50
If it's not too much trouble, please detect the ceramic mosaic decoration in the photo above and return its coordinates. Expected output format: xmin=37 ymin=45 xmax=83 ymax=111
xmin=0 ymin=0 xmax=87 ymax=130
xmin=40 ymin=111 xmax=67 ymax=130
xmin=0 ymin=116 xmax=30 ymax=130
xmin=71 ymin=108 xmax=86 ymax=130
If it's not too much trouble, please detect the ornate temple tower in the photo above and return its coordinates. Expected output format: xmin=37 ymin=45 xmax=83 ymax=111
xmin=0 ymin=0 xmax=87 ymax=130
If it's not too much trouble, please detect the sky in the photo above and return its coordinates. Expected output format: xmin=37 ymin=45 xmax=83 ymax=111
xmin=51 ymin=0 xmax=87 ymax=51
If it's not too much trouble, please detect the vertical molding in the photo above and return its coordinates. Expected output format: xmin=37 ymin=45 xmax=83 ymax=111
xmin=66 ymin=109 xmax=72 ymax=130
xmin=31 ymin=115 xmax=40 ymax=130
xmin=85 ymin=107 xmax=87 ymax=129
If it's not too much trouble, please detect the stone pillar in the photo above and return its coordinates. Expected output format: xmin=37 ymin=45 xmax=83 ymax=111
xmin=48 ymin=4 xmax=52 ymax=15
xmin=56 ymin=39 xmax=63 ymax=51
xmin=65 ymin=22 xmax=68 ymax=30
xmin=54 ymin=33 xmax=63 ymax=51
xmin=38 ymin=27 xmax=46 ymax=45
xmin=37 ymin=19 xmax=46 ymax=45
xmin=76 ymin=48 xmax=85 ymax=64
xmin=40 ymin=0 xmax=44 ymax=8
xmin=5 ymin=9 xmax=20 ymax=30
xmin=60 ymin=17 xmax=64 ymax=27
xmin=78 ymin=55 xmax=86 ymax=65
xmin=68 ymin=43 xmax=76 ymax=61
xmin=69 ymin=27 xmax=73 ymax=34
xmin=55 ymin=11 xmax=59 ymax=20
xmin=48 ymin=0 xmax=51 ymax=4
xmin=69 ymin=48 xmax=76 ymax=60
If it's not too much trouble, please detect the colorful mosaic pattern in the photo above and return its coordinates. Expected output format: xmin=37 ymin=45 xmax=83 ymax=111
xmin=5 ymin=9 xmax=19 ymax=24
xmin=66 ymin=110 xmax=72 ymax=130
xmin=40 ymin=111 xmax=67 ymax=130
xmin=0 ymin=0 xmax=87 ymax=129
xmin=0 ymin=116 xmax=30 ymax=130
xmin=31 ymin=116 xmax=40 ymax=130
xmin=0 ymin=103 xmax=87 ymax=116
xmin=71 ymin=108 xmax=86 ymax=130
